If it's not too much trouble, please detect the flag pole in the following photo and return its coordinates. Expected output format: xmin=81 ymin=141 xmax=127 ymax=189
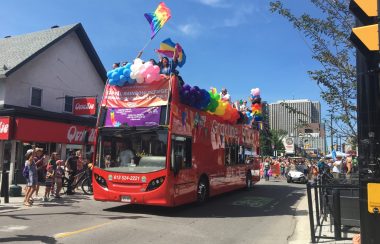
xmin=136 ymin=38 xmax=153 ymax=59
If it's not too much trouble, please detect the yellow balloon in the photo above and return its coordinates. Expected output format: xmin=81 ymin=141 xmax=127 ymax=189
xmin=214 ymin=101 xmax=226 ymax=115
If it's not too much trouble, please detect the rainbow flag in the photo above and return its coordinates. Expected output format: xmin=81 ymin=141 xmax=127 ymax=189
xmin=157 ymin=38 xmax=186 ymax=67
xmin=144 ymin=2 xmax=171 ymax=39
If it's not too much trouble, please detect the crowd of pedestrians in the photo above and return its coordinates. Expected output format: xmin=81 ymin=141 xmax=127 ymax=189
xmin=260 ymin=154 xmax=357 ymax=182
xmin=22 ymin=147 xmax=92 ymax=207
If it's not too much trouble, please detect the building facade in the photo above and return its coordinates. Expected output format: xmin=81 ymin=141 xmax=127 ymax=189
xmin=269 ymin=99 xmax=325 ymax=156
xmin=0 ymin=23 xmax=106 ymax=184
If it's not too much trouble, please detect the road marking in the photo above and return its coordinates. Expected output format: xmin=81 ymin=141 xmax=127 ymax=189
xmin=232 ymin=197 xmax=273 ymax=208
xmin=54 ymin=222 xmax=111 ymax=239
xmin=0 ymin=225 xmax=28 ymax=232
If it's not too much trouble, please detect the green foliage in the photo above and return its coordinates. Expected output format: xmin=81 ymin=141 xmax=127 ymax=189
xmin=259 ymin=129 xmax=287 ymax=156
xmin=269 ymin=0 xmax=357 ymax=141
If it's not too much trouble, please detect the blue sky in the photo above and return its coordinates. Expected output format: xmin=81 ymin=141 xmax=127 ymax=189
xmin=1 ymin=0 xmax=328 ymax=118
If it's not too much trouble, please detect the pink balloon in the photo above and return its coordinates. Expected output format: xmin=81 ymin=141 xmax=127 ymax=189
xmin=146 ymin=74 xmax=155 ymax=83
xmin=251 ymin=88 xmax=260 ymax=96
xmin=153 ymin=65 xmax=160 ymax=74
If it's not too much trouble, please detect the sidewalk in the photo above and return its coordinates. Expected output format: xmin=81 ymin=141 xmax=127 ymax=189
xmin=0 ymin=184 xmax=91 ymax=214
xmin=289 ymin=190 xmax=357 ymax=244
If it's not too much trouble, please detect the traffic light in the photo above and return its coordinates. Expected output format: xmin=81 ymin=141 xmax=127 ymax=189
xmin=350 ymin=0 xmax=379 ymax=54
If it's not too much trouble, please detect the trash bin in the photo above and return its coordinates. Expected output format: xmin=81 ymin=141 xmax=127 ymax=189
xmin=9 ymin=184 xmax=22 ymax=197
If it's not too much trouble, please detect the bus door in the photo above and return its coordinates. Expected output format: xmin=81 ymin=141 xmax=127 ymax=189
xmin=171 ymin=135 xmax=197 ymax=205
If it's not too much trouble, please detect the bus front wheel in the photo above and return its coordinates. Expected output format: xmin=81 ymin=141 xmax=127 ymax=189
xmin=197 ymin=178 xmax=209 ymax=203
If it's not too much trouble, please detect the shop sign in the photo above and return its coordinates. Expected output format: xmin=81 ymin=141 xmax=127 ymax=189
xmin=0 ymin=117 xmax=10 ymax=140
xmin=73 ymin=97 xmax=97 ymax=116
xmin=283 ymin=137 xmax=295 ymax=154
xmin=67 ymin=126 xmax=95 ymax=143
xmin=14 ymin=118 xmax=95 ymax=144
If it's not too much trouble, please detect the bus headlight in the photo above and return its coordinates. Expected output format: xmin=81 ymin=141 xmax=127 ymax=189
xmin=146 ymin=176 xmax=165 ymax=191
xmin=95 ymin=173 xmax=108 ymax=189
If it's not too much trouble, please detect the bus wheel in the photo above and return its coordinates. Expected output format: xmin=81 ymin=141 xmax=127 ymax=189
xmin=197 ymin=178 xmax=208 ymax=203
xmin=246 ymin=172 xmax=253 ymax=190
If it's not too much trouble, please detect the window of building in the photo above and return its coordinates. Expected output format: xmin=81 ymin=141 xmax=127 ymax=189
xmin=30 ymin=87 xmax=42 ymax=107
xmin=64 ymin=95 xmax=73 ymax=113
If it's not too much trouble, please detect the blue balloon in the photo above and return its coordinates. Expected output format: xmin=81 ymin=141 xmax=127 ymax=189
xmin=107 ymin=70 xmax=114 ymax=78
xmin=111 ymin=72 xmax=119 ymax=81
xmin=123 ymin=69 xmax=131 ymax=77
xmin=120 ymin=75 xmax=127 ymax=83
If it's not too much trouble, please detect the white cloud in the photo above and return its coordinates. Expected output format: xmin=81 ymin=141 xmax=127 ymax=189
xmin=178 ymin=23 xmax=202 ymax=37
xmin=223 ymin=4 xmax=255 ymax=27
xmin=198 ymin=0 xmax=230 ymax=8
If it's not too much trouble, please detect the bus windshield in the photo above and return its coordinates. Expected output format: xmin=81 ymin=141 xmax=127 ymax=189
xmin=97 ymin=128 xmax=168 ymax=173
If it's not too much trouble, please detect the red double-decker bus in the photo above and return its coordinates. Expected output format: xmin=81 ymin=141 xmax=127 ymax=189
xmin=93 ymin=75 xmax=260 ymax=206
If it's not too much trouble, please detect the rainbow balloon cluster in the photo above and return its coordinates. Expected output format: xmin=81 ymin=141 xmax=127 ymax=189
xmin=250 ymin=88 xmax=263 ymax=122
xmin=179 ymin=84 xmax=240 ymax=124
xmin=107 ymin=58 xmax=161 ymax=86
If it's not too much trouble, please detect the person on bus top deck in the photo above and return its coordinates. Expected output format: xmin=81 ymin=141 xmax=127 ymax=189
xmin=112 ymin=62 xmax=120 ymax=69
xmin=158 ymin=53 xmax=178 ymax=77
xmin=239 ymin=100 xmax=248 ymax=112
xmin=220 ymin=88 xmax=231 ymax=103
xmin=118 ymin=141 xmax=135 ymax=167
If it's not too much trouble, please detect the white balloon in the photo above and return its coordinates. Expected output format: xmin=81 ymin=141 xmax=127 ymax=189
xmin=130 ymin=71 xmax=137 ymax=79
xmin=136 ymin=75 xmax=144 ymax=84
xmin=134 ymin=58 xmax=143 ymax=65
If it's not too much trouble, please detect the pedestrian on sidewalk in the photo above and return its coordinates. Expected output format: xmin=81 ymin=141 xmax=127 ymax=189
xmin=48 ymin=152 xmax=58 ymax=196
xmin=263 ymin=158 xmax=270 ymax=181
xmin=332 ymin=156 xmax=343 ymax=179
xmin=23 ymin=149 xmax=37 ymax=207
xmin=44 ymin=164 xmax=54 ymax=201
xmin=34 ymin=148 xmax=47 ymax=198
xmin=54 ymin=160 xmax=64 ymax=198
xmin=65 ymin=150 xmax=78 ymax=195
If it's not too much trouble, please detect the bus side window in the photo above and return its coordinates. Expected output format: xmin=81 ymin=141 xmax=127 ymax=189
xmin=172 ymin=136 xmax=192 ymax=169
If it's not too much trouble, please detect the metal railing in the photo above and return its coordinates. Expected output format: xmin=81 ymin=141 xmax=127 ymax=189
xmin=307 ymin=173 xmax=360 ymax=243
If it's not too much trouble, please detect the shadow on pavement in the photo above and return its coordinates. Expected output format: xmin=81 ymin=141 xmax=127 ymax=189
xmin=0 ymin=234 xmax=57 ymax=244
xmin=103 ymin=182 xmax=307 ymax=218
xmin=0 ymin=206 xmax=19 ymax=211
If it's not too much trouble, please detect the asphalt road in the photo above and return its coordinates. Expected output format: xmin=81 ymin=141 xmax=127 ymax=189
xmin=0 ymin=179 xmax=306 ymax=244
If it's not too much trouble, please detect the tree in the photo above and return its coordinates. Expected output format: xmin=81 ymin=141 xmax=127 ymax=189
xmin=259 ymin=129 xmax=287 ymax=156
xmin=270 ymin=129 xmax=287 ymax=154
xmin=269 ymin=0 xmax=357 ymax=143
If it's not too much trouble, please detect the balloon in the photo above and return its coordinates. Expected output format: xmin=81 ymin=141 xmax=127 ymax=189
xmin=136 ymin=73 xmax=144 ymax=84
xmin=183 ymin=84 xmax=191 ymax=91
xmin=107 ymin=70 xmax=114 ymax=78
xmin=111 ymin=72 xmax=119 ymax=81
xmin=145 ymin=74 xmax=155 ymax=83
xmin=119 ymin=75 xmax=127 ymax=83
xmin=214 ymin=101 xmax=226 ymax=116
xmin=251 ymin=88 xmax=260 ymax=96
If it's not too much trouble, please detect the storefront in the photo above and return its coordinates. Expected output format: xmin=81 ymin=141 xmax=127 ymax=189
xmin=0 ymin=115 xmax=96 ymax=185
